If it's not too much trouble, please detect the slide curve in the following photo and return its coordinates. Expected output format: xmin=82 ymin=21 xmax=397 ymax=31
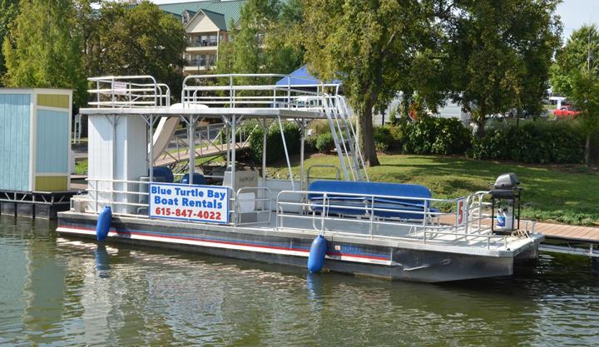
xmin=150 ymin=103 xmax=209 ymax=162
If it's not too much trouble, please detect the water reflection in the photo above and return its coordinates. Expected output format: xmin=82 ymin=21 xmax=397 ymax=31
xmin=1 ymin=217 xmax=598 ymax=346
xmin=306 ymin=273 xmax=324 ymax=302
xmin=94 ymin=244 xmax=110 ymax=277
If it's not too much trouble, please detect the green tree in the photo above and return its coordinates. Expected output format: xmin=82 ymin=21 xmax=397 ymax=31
xmin=0 ymin=0 xmax=19 ymax=84
xmin=2 ymin=0 xmax=87 ymax=105
xmin=75 ymin=0 xmax=102 ymax=81
xmin=300 ymin=0 xmax=437 ymax=166
xmin=443 ymin=0 xmax=561 ymax=138
xmin=217 ymin=0 xmax=303 ymax=74
xmin=551 ymin=25 xmax=599 ymax=166
xmin=86 ymin=1 xmax=186 ymax=99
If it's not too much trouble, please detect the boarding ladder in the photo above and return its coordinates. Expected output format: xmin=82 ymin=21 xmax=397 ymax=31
xmin=322 ymin=95 xmax=368 ymax=181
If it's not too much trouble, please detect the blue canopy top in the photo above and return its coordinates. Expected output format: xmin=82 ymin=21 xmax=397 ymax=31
xmin=276 ymin=65 xmax=341 ymax=86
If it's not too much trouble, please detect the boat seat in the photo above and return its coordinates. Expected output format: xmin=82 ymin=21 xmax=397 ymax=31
xmin=307 ymin=180 xmax=438 ymax=220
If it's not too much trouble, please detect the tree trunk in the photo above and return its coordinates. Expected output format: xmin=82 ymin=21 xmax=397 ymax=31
xmin=585 ymin=133 xmax=591 ymax=167
xmin=360 ymin=97 xmax=380 ymax=167
xmin=476 ymin=102 xmax=487 ymax=139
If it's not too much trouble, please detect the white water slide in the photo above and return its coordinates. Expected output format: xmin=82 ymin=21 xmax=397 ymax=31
xmin=150 ymin=103 xmax=208 ymax=162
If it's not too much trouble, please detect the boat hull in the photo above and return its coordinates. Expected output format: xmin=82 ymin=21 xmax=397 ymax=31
xmin=56 ymin=212 xmax=537 ymax=283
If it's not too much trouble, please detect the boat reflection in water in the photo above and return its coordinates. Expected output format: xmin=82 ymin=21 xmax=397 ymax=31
xmin=1 ymin=221 xmax=597 ymax=346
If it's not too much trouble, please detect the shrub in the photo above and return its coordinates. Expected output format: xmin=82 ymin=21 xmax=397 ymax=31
xmin=248 ymin=121 xmax=301 ymax=164
xmin=374 ymin=126 xmax=391 ymax=152
xmin=315 ymin=133 xmax=335 ymax=153
xmin=401 ymin=117 xmax=471 ymax=155
xmin=308 ymin=119 xmax=331 ymax=137
xmin=306 ymin=119 xmax=331 ymax=152
xmin=471 ymin=121 xmax=584 ymax=163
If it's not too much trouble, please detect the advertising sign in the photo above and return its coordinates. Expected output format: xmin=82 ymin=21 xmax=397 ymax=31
xmin=149 ymin=183 xmax=229 ymax=224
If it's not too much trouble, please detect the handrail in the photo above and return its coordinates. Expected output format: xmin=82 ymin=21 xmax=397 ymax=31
xmin=84 ymin=73 xmax=346 ymax=114
xmin=79 ymin=176 xmax=532 ymax=252
xmin=275 ymin=189 xmax=528 ymax=250
xmin=180 ymin=73 xmax=341 ymax=110
xmin=87 ymin=75 xmax=170 ymax=109
xmin=235 ymin=187 xmax=272 ymax=225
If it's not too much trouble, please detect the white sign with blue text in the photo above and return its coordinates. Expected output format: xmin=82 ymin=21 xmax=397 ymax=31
xmin=149 ymin=183 xmax=229 ymax=224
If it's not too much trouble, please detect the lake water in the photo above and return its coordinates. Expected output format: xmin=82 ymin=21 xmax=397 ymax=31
xmin=1 ymin=217 xmax=598 ymax=346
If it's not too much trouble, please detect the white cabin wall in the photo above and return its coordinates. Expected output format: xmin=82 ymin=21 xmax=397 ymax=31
xmin=115 ymin=116 xmax=147 ymax=214
xmin=87 ymin=115 xmax=148 ymax=214
xmin=88 ymin=115 xmax=114 ymax=212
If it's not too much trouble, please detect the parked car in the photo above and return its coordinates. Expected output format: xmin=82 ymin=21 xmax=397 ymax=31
xmin=553 ymin=106 xmax=581 ymax=119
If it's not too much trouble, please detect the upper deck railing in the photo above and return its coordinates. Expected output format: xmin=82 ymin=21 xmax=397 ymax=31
xmin=87 ymin=75 xmax=171 ymax=109
xmin=181 ymin=73 xmax=341 ymax=109
xmin=85 ymin=73 xmax=343 ymax=112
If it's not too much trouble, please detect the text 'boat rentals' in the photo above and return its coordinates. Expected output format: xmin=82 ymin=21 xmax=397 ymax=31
xmin=57 ymin=74 xmax=544 ymax=283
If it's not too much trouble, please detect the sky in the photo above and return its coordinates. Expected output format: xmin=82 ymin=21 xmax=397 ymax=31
xmin=557 ymin=0 xmax=599 ymax=41
xmin=149 ymin=0 xmax=598 ymax=42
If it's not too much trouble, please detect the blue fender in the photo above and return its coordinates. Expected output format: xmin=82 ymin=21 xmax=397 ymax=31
xmin=307 ymin=235 xmax=327 ymax=273
xmin=96 ymin=206 xmax=112 ymax=241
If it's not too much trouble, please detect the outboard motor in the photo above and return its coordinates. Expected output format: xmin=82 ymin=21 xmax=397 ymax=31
xmin=489 ymin=173 xmax=521 ymax=234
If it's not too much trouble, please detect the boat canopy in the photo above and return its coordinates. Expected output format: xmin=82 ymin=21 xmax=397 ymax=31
xmin=276 ymin=65 xmax=341 ymax=87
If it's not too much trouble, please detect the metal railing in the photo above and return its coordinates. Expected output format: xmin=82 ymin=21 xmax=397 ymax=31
xmin=187 ymin=41 xmax=218 ymax=48
xmin=234 ymin=187 xmax=272 ymax=225
xmin=88 ymin=75 xmax=170 ymax=109
xmin=75 ymin=176 xmax=535 ymax=252
xmin=180 ymin=73 xmax=341 ymax=109
xmin=154 ymin=122 xmax=254 ymax=168
xmin=275 ymin=189 xmax=528 ymax=250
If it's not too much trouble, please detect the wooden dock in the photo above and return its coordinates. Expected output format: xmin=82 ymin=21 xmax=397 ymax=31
xmin=535 ymin=221 xmax=599 ymax=243
xmin=534 ymin=221 xmax=599 ymax=266
xmin=437 ymin=213 xmax=599 ymax=269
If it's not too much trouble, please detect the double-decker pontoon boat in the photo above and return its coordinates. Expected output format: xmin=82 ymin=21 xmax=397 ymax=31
xmin=57 ymin=74 xmax=543 ymax=283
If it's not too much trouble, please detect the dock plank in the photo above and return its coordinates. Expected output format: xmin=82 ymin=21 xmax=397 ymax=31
xmin=536 ymin=222 xmax=599 ymax=242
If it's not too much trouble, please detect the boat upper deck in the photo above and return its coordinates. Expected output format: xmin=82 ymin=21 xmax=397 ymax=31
xmin=79 ymin=106 xmax=325 ymax=119
xmin=79 ymin=74 xmax=342 ymax=120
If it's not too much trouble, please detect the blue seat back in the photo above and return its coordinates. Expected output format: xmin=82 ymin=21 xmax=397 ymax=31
xmin=307 ymin=180 xmax=434 ymax=219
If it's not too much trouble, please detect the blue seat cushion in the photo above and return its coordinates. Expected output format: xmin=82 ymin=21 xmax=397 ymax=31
xmin=307 ymin=180 xmax=437 ymax=220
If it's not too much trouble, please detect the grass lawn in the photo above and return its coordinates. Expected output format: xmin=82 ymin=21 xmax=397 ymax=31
xmin=266 ymin=153 xmax=599 ymax=225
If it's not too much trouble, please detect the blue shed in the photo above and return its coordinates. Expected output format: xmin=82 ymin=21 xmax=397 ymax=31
xmin=0 ymin=88 xmax=72 ymax=191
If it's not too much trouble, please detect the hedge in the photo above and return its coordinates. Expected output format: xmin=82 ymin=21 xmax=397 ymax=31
xmin=248 ymin=121 xmax=301 ymax=164
xmin=375 ymin=118 xmax=585 ymax=164
xmin=470 ymin=121 xmax=584 ymax=164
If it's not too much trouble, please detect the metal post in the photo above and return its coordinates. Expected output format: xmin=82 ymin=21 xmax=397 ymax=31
xmin=224 ymin=116 xmax=231 ymax=167
xmin=300 ymin=119 xmax=306 ymax=190
xmin=148 ymin=114 xmax=154 ymax=182
xmin=278 ymin=116 xmax=295 ymax=190
xmin=262 ymin=118 xmax=267 ymax=188
xmin=188 ymin=115 xmax=196 ymax=184
xmin=111 ymin=115 xmax=117 ymax=209
xmin=231 ymin=114 xmax=237 ymax=194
